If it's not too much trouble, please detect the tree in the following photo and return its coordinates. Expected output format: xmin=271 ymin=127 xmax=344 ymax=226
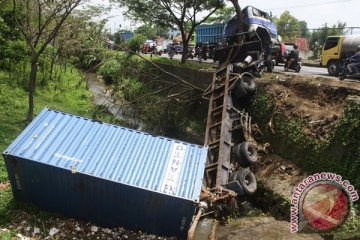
xmin=275 ymin=11 xmax=300 ymax=42
xmin=299 ymin=20 xmax=310 ymax=38
xmin=126 ymin=34 xmax=146 ymax=53
xmin=0 ymin=0 xmax=27 ymax=70
xmin=39 ymin=5 xmax=108 ymax=70
xmin=229 ymin=0 xmax=243 ymax=35
xmin=135 ymin=24 xmax=170 ymax=40
xmin=13 ymin=0 xmax=83 ymax=121
xmin=205 ymin=6 xmax=234 ymax=23
xmin=111 ymin=0 xmax=225 ymax=63
xmin=309 ymin=22 xmax=346 ymax=59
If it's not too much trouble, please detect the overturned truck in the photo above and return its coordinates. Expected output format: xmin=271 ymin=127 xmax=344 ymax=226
xmin=203 ymin=4 xmax=278 ymax=200
xmin=189 ymin=5 xmax=279 ymax=238
xmin=215 ymin=6 xmax=281 ymax=73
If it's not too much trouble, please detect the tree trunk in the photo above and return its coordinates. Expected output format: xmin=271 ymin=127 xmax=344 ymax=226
xmin=180 ymin=30 xmax=188 ymax=63
xmin=230 ymin=0 xmax=244 ymax=44
xmin=50 ymin=37 xmax=56 ymax=82
xmin=182 ymin=41 xmax=189 ymax=64
xmin=27 ymin=54 xmax=38 ymax=122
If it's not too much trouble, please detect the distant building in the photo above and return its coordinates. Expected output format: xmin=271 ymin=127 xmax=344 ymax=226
xmin=295 ymin=37 xmax=313 ymax=59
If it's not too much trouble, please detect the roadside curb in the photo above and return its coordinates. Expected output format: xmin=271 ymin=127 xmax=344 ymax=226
xmin=302 ymin=62 xmax=325 ymax=68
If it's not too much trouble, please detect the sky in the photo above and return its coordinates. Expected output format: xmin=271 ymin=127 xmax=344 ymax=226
xmin=90 ymin=0 xmax=360 ymax=33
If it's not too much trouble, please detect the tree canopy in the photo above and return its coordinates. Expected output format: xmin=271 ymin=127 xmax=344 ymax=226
xmin=13 ymin=0 xmax=83 ymax=120
xmin=134 ymin=24 xmax=170 ymax=40
xmin=111 ymin=0 xmax=225 ymax=62
xmin=309 ymin=22 xmax=346 ymax=59
xmin=275 ymin=11 xmax=301 ymax=43
xmin=205 ymin=6 xmax=234 ymax=23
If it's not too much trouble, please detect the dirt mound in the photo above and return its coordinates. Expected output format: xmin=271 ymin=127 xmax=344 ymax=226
xmin=258 ymin=74 xmax=360 ymax=141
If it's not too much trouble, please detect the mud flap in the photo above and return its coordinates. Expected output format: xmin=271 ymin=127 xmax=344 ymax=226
xmin=224 ymin=181 xmax=244 ymax=196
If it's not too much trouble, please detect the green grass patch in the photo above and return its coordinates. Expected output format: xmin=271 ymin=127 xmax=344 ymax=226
xmin=0 ymin=66 xmax=97 ymax=226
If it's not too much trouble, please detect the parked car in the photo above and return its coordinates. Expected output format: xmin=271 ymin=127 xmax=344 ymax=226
xmin=142 ymin=40 xmax=156 ymax=54
xmin=174 ymin=44 xmax=183 ymax=54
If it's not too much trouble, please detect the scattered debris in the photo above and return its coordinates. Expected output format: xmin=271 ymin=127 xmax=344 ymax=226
xmin=49 ymin=227 xmax=59 ymax=236
xmin=90 ymin=226 xmax=98 ymax=233
xmin=32 ymin=227 xmax=40 ymax=236
xmin=16 ymin=233 xmax=29 ymax=240
xmin=102 ymin=228 xmax=112 ymax=234
xmin=1 ymin=211 xmax=168 ymax=240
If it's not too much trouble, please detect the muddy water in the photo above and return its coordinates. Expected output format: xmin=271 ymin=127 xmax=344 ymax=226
xmin=217 ymin=217 xmax=323 ymax=240
xmin=195 ymin=217 xmax=323 ymax=240
xmin=85 ymin=72 xmax=145 ymax=130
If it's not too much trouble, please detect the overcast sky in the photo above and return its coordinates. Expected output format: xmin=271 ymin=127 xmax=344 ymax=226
xmin=91 ymin=0 xmax=360 ymax=32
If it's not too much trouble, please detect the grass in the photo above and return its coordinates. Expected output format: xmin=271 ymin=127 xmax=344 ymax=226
xmin=0 ymin=66 xmax=96 ymax=226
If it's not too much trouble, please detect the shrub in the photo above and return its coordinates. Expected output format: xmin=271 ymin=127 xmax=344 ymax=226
xmin=126 ymin=34 xmax=146 ymax=53
xmin=99 ymin=59 xmax=121 ymax=85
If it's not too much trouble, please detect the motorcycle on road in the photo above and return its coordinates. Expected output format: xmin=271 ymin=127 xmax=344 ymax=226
xmin=338 ymin=58 xmax=360 ymax=80
xmin=284 ymin=58 xmax=302 ymax=72
xmin=168 ymin=49 xmax=175 ymax=59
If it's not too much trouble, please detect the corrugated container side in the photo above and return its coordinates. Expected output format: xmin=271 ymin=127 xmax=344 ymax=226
xmin=196 ymin=23 xmax=225 ymax=43
xmin=2 ymin=108 xmax=208 ymax=237
xmin=4 ymin=156 xmax=195 ymax=236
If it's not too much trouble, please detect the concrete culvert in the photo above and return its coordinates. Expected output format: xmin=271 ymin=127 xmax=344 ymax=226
xmin=230 ymin=168 xmax=257 ymax=195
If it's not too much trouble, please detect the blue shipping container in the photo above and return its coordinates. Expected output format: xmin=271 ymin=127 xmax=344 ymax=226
xmin=120 ymin=31 xmax=134 ymax=42
xmin=196 ymin=23 xmax=225 ymax=43
xmin=3 ymin=108 xmax=208 ymax=237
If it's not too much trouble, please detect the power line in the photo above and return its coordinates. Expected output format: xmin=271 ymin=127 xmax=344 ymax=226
xmin=267 ymin=0 xmax=353 ymax=11
xmin=308 ymin=26 xmax=360 ymax=31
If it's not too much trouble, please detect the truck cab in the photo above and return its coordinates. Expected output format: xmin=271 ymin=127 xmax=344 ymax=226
xmin=321 ymin=35 xmax=360 ymax=76
xmin=224 ymin=6 xmax=278 ymax=46
xmin=215 ymin=5 xmax=279 ymax=69
xmin=321 ymin=36 xmax=345 ymax=76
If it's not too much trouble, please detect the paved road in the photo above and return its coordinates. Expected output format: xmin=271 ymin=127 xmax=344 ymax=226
xmin=164 ymin=53 xmax=331 ymax=76
xmin=273 ymin=64 xmax=335 ymax=79
xmin=158 ymin=53 xmax=360 ymax=82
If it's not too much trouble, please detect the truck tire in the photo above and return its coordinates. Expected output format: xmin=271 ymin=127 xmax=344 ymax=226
xmin=232 ymin=143 xmax=243 ymax=166
xmin=327 ymin=61 xmax=340 ymax=76
xmin=241 ymin=73 xmax=256 ymax=93
xmin=232 ymin=81 xmax=248 ymax=98
xmin=233 ymin=141 xmax=258 ymax=167
xmin=240 ymin=141 xmax=258 ymax=165
xmin=229 ymin=168 xmax=257 ymax=195
xmin=232 ymin=73 xmax=255 ymax=99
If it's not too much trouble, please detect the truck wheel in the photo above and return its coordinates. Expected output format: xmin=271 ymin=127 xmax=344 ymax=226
xmin=327 ymin=61 xmax=340 ymax=76
xmin=232 ymin=143 xmax=244 ymax=166
xmin=241 ymin=73 xmax=256 ymax=93
xmin=233 ymin=141 xmax=258 ymax=167
xmin=232 ymin=81 xmax=248 ymax=98
xmin=240 ymin=141 xmax=258 ymax=165
xmin=229 ymin=168 xmax=257 ymax=195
